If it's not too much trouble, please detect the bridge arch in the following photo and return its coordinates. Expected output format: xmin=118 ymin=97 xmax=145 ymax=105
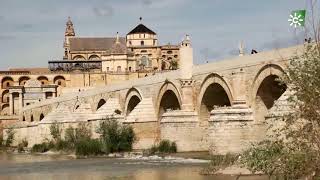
xmin=198 ymin=73 xmax=233 ymax=122
xmin=124 ymin=88 xmax=142 ymax=116
xmin=251 ymin=64 xmax=287 ymax=121
xmin=156 ymin=81 xmax=182 ymax=118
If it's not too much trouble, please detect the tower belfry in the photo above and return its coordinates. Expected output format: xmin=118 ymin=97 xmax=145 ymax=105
xmin=63 ymin=17 xmax=75 ymax=59
xmin=65 ymin=17 xmax=75 ymax=36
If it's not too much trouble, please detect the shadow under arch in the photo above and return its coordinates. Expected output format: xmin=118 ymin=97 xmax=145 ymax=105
xmin=198 ymin=73 xmax=233 ymax=122
xmin=155 ymin=81 xmax=182 ymax=119
xmin=124 ymin=88 xmax=143 ymax=116
xmin=251 ymin=64 xmax=287 ymax=121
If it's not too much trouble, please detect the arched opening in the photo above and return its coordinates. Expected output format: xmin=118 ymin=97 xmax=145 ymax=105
xmin=140 ymin=41 xmax=144 ymax=46
xmin=2 ymin=90 xmax=9 ymax=103
xmin=37 ymin=76 xmax=49 ymax=85
xmin=200 ymin=83 xmax=231 ymax=122
xmin=255 ymin=75 xmax=287 ymax=121
xmin=89 ymin=55 xmax=100 ymax=60
xmin=97 ymin=99 xmax=106 ymax=110
xmin=72 ymin=55 xmax=86 ymax=60
xmin=1 ymin=77 xmax=14 ymax=89
xmin=159 ymin=90 xmax=181 ymax=117
xmin=19 ymin=76 xmax=30 ymax=86
xmin=30 ymin=115 xmax=34 ymax=122
xmin=54 ymin=76 xmax=66 ymax=87
xmin=126 ymin=95 xmax=141 ymax=115
xmin=39 ymin=114 xmax=44 ymax=121
xmin=22 ymin=116 xmax=26 ymax=121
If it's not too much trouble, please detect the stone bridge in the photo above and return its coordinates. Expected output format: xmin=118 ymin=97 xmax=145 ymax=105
xmin=8 ymin=42 xmax=303 ymax=154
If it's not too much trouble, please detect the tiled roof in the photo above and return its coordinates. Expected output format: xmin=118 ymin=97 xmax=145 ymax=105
xmin=69 ymin=37 xmax=126 ymax=51
xmin=127 ymin=24 xmax=156 ymax=35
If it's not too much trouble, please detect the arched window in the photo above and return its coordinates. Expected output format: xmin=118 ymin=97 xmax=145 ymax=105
xmin=54 ymin=76 xmax=66 ymax=87
xmin=140 ymin=41 xmax=144 ymax=46
xmin=30 ymin=115 xmax=34 ymax=122
xmin=141 ymin=56 xmax=148 ymax=67
xmin=37 ymin=76 xmax=49 ymax=85
xmin=89 ymin=55 xmax=100 ymax=60
xmin=2 ymin=77 xmax=14 ymax=89
xmin=19 ymin=76 xmax=30 ymax=86
xmin=129 ymin=67 xmax=132 ymax=72
xmin=117 ymin=66 xmax=121 ymax=72
xmin=73 ymin=55 xmax=86 ymax=60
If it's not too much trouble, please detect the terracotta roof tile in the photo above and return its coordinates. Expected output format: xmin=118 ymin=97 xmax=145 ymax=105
xmin=69 ymin=37 xmax=126 ymax=51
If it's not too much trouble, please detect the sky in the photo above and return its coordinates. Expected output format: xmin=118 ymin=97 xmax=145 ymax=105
xmin=0 ymin=0 xmax=314 ymax=70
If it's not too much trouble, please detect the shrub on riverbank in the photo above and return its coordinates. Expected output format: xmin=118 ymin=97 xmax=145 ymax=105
xmin=5 ymin=128 xmax=15 ymax=147
xmin=31 ymin=142 xmax=50 ymax=153
xmin=31 ymin=119 xmax=136 ymax=156
xmin=17 ymin=139 xmax=28 ymax=152
xmin=201 ymin=153 xmax=239 ymax=175
xmin=147 ymin=140 xmax=177 ymax=155
xmin=75 ymin=139 xmax=103 ymax=156
xmin=97 ymin=119 xmax=136 ymax=153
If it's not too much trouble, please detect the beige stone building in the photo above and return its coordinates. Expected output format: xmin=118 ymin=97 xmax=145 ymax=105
xmin=0 ymin=17 xmax=182 ymax=118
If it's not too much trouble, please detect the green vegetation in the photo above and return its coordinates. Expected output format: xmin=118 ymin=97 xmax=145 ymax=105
xmin=31 ymin=142 xmax=50 ymax=153
xmin=17 ymin=139 xmax=28 ymax=152
xmin=201 ymin=154 xmax=239 ymax=175
xmin=97 ymin=118 xmax=136 ymax=153
xmin=31 ymin=118 xmax=136 ymax=157
xmin=147 ymin=140 xmax=177 ymax=155
xmin=241 ymin=44 xmax=320 ymax=179
xmin=5 ymin=128 xmax=15 ymax=147
xmin=75 ymin=139 xmax=102 ymax=156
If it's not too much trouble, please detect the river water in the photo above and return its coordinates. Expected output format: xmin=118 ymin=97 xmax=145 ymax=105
xmin=0 ymin=152 xmax=266 ymax=180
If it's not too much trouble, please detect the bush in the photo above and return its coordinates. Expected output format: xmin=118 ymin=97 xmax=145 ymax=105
xmin=31 ymin=143 xmax=49 ymax=153
xmin=75 ymin=139 xmax=102 ymax=156
xmin=50 ymin=122 xmax=61 ymax=141
xmin=17 ymin=139 xmax=28 ymax=152
xmin=147 ymin=140 xmax=177 ymax=155
xmin=97 ymin=118 xmax=136 ymax=153
xmin=64 ymin=123 xmax=92 ymax=150
xmin=5 ymin=128 xmax=15 ymax=147
xmin=201 ymin=153 xmax=239 ymax=175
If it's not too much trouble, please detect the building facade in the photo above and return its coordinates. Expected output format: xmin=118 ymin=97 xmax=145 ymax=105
xmin=0 ymin=17 xmax=183 ymax=118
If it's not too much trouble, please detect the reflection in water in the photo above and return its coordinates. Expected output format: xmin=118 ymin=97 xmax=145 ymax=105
xmin=0 ymin=153 xmax=267 ymax=180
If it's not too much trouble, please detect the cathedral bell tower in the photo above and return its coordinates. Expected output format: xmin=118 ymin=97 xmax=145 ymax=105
xmin=63 ymin=17 xmax=75 ymax=60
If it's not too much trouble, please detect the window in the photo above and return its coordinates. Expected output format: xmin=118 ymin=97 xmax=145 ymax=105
xmin=144 ymin=34 xmax=145 ymax=38
xmin=174 ymin=55 xmax=178 ymax=58
xmin=129 ymin=67 xmax=132 ymax=72
xmin=167 ymin=50 xmax=173 ymax=54
xmin=58 ymin=81 xmax=61 ymax=86
xmin=129 ymin=41 xmax=132 ymax=45
xmin=6 ymin=82 xmax=10 ymax=87
xmin=153 ymin=40 xmax=156 ymax=46
xmin=107 ymin=67 xmax=109 ymax=72
xmin=140 ymin=41 xmax=144 ymax=46
xmin=117 ymin=66 xmax=121 ymax=72
xmin=141 ymin=50 xmax=147 ymax=53
xmin=141 ymin=56 xmax=148 ymax=67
